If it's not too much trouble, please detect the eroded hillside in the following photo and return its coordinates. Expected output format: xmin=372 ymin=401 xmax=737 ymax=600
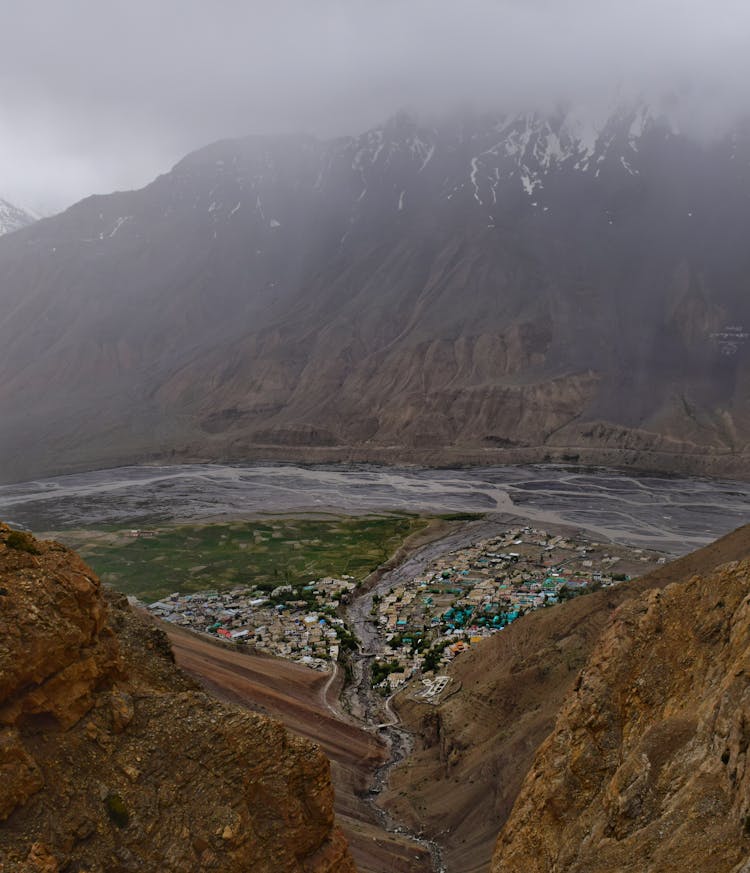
xmin=492 ymin=555 xmax=750 ymax=872
xmin=0 ymin=523 xmax=355 ymax=873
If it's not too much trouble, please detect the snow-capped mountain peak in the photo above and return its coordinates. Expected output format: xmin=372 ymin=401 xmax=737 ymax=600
xmin=0 ymin=198 xmax=37 ymax=236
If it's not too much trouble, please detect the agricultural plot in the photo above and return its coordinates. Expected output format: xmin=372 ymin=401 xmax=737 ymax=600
xmin=61 ymin=514 xmax=427 ymax=602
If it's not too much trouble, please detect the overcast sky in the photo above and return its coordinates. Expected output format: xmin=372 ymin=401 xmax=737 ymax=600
xmin=2 ymin=0 xmax=749 ymax=214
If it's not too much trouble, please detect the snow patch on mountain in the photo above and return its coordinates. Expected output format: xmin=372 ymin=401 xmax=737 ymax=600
xmin=331 ymin=103 xmax=672 ymax=214
xmin=0 ymin=198 xmax=36 ymax=236
xmin=457 ymin=104 xmax=671 ymax=202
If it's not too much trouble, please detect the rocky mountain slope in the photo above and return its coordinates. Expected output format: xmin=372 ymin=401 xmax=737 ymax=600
xmin=492 ymin=554 xmax=750 ymax=872
xmin=383 ymin=523 xmax=750 ymax=872
xmin=0 ymin=198 xmax=35 ymax=237
xmin=1 ymin=107 xmax=749 ymax=482
xmin=0 ymin=523 xmax=355 ymax=872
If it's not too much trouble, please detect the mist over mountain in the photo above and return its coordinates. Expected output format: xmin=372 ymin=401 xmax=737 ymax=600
xmin=3 ymin=7 xmax=750 ymax=873
xmin=0 ymin=104 xmax=748 ymax=482
xmin=0 ymin=199 xmax=36 ymax=237
xmin=4 ymin=0 xmax=750 ymax=212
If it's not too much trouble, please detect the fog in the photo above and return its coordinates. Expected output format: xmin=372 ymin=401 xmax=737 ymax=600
xmin=1 ymin=0 xmax=748 ymax=213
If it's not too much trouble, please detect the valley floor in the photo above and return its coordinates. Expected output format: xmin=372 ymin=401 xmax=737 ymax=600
xmin=165 ymin=623 xmax=434 ymax=873
xmin=156 ymin=513 xmax=667 ymax=872
xmin=156 ymin=513 xmax=750 ymax=873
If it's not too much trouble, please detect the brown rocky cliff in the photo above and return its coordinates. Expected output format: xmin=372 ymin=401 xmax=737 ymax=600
xmin=381 ymin=523 xmax=750 ymax=873
xmin=0 ymin=524 xmax=356 ymax=873
xmin=491 ymin=558 xmax=750 ymax=873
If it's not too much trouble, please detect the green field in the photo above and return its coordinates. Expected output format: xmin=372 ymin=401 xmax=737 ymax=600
xmin=65 ymin=514 xmax=428 ymax=602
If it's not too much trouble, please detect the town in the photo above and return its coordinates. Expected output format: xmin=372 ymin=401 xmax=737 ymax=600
xmin=148 ymin=575 xmax=358 ymax=671
xmin=147 ymin=524 xmax=667 ymax=690
xmin=366 ymin=525 xmax=666 ymax=692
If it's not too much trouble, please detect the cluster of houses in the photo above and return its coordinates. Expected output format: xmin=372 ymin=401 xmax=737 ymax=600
xmin=145 ymin=523 xmax=665 ymax=692
xmin=368 ymin=525 xmax=665 ymax=691
xmin=147 ymin=576 xmax=357 ymax=670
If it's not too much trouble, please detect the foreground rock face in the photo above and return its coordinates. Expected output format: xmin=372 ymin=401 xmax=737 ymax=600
xmin=0 ymin=524 xmax=355 ymax=873
xmin=491 ymin=557 xmax=750 ymax=873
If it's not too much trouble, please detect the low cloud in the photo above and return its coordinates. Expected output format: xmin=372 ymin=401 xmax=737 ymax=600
xmin=2 ymin=0 xmax=748 ymax=212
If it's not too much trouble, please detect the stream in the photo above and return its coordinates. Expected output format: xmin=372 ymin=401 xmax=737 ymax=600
xmin=341 ymin=519 xmax=502 ymax=873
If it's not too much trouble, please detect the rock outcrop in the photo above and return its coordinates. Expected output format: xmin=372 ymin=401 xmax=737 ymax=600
xmin=491 ymin=557 xmax=750 ymax=873
xmin=0 ymin=524 xmax=356 ymax=873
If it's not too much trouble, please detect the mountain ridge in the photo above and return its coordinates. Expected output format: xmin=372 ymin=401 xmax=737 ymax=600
xmin=383 ymin=522 xmax=750 ymax=872
xmin=491 ymin=553 xmax=750 ymax=872
xmin=1 ymin=107 xmax=748 ymax=482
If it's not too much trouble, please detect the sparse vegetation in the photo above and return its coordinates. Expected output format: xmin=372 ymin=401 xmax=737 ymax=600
xmin=335 ymin=625 xmax=359 ymax=656
xmin=5 ymin=531 xmax=39 ymax=554
xmin=105 ymin=793 xmax=129 ymax=828
xmin=371 ymin=659 xmax=403 ymax=686
xmin=422 ymin=642 xmax=447 ymax=672
xmin=558 ymin=580 xmax=602 ymax=602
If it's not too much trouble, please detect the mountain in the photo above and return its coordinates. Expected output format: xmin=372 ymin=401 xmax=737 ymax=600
xmin=491 ymin=553 xmax=750 ymax=872
xmin=0 ymin=198 xmax=36 ymax=236
xmin=1 ymin=106 xmax=749 ymax=482
xmin=383 ymin=523 xmax=750 ymax=872
xmin=0 ymin=523 xmax=355 ymax=872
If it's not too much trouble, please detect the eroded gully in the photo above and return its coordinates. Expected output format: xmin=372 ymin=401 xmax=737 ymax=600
xmin=340 ymin=517 xmax=507 ymax=873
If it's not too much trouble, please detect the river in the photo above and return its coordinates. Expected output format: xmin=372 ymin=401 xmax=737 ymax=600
xmin=0 ymin=462 xmax=748 ymax=554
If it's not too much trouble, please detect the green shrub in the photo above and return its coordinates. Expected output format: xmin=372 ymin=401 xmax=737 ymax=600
xmin=423 ymin=644 xmax=446 ymax=673
xmin=371 ymin=659 xmax=402 ymax=685
xmin=335 ymin=626 xmax=359 ymax=655
xmin=105 ymin=792 xmax=130 ymax=828
xmin=6 ymin=531 xmax=39 ymax=554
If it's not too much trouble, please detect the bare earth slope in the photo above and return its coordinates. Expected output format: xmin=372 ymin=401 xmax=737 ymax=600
xmin=382 ymin=524 xmax=750 ymax=872
xmin=0 ymin=524 xmax=355 ymax=873
xmin=491 ymin=555 xmax=750 ymax=872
